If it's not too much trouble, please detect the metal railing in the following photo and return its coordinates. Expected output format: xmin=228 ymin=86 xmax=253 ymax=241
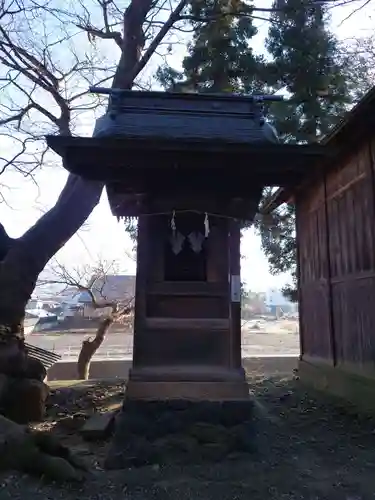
xmin=56 ymin=345 xmax=133 ymax=361
xmin=25 ymin=342 xmax=62 ymax=368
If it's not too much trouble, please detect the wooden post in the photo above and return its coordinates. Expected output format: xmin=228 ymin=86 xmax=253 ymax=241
xmin=132 ymin=216 xmax=148 ymax=369
xmin=229 ymin=219 xmax=242 ymax=369
xmin=323 ymin=174 xmax=337 ymax=367
xmin=295 ymin=199 xmax=305 ymax=360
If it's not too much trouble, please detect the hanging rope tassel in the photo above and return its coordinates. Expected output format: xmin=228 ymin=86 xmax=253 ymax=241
xmin=204 ymin=212 xmax=210 ymax=237
xmin=171 ymin=210 xmax=176 ymax=233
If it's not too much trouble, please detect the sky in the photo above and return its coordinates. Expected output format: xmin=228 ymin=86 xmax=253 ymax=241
xmin=1 ymin=0 xmax=374 ymax=293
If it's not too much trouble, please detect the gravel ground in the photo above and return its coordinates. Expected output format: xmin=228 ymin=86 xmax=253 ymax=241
xmin=1 ymin=372 xmax=375 ymax=499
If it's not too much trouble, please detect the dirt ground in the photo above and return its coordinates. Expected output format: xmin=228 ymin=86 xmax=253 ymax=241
xmin=1 ymin=368 xmax=374 ymax=499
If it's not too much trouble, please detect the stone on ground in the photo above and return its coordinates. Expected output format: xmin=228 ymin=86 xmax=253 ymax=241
xmin=2 ymin=378 xmax=49 ymax=424
xmin=80 ymin=410 xmax=118 ymax=441
xmin=24 ymin=357 xmax=47 ymax=382
xmin=0 ymin=347 xmax=49 ymax=425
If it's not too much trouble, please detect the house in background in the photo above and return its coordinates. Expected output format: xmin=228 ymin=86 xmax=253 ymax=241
xmin=32 ymin=275 xmax=136 ymax=322
xmin=70 ymin=274 xmax=136 ymax=319
xmin=241 ymin=291 xmax=268 ymax=319
xmin=25 ymin=299 xmax=63 ymax=333
xmin=89 ymin=274 xmax=135 ymax=302
xmin=265 ymin=288 xmax=297 ymax=317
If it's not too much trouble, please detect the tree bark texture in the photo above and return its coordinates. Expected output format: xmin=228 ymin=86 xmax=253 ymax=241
xmin=77 ymin=317 xmax=114 ymax=380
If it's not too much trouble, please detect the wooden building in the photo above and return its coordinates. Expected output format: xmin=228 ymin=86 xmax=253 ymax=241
xmin=265 ymin=88 xmax=375 ymax=409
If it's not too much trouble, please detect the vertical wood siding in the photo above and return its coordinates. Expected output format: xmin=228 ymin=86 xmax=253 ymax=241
xmin=297 ymin=182 xmax=333 ymax=362
xmin=298 ymin=138 xmax=375 ymax=371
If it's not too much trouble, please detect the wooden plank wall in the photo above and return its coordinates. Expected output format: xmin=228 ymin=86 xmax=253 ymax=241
xmin=298 ymin=138 xmax=375 ymax=372
xmin=297 ymin=180 xmax=333 ymax=362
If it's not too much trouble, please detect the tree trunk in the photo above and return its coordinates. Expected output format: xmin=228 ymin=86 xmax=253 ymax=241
xmin=0 ymin=0 xmax=183 ymax=346
xmin=0 ymin=188 xmax=102 ymax=345
xmin=0 ymin=0 xmax=167 ymax=430
xmin=112 ymin=0 xmax=153 ymax=89
xmin=77 ymin=317 xmax=114 ymax=380
xmin=0 ymin=0 xmax=154 ymax=343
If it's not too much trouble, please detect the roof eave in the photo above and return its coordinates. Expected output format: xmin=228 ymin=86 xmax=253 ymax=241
xmin=261 ymin=86 xmax=375 ymax=214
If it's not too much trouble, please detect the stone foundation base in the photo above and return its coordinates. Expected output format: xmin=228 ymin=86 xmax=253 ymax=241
xmin=105 ymin=399 xmax=255 ymax=469
xmin=126 ymin=380 xmax=250 ymax=401
xmin=126 ymin=366 xmax=249 ymax=401
xmin=298 ymin=358 xmax=375 ymax=413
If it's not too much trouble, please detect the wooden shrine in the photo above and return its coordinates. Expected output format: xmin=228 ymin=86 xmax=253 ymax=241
xmin=47 ymin=89 xmax=331 ymax=401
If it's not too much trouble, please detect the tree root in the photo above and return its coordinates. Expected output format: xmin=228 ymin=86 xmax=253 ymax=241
xmin=0 ymin=415 xmax=88 ymax=482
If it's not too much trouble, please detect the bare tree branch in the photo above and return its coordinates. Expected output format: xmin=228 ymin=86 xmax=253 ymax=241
xmin=337 ymin=0 xmax=373 ymax=24
xmin=40 ymin=258 xmax=134 ymax=313
xmin=75 ymin=23 xmax=123 ymax=47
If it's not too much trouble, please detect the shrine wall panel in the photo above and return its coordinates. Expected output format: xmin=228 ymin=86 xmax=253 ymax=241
xmin=326 ymin=141 xmax=375 ymax=369
xmin=134 ymin=328 xmax=229 ymax=367
xmin=146 ymin=295 xmax=228 ymax=318
xmin=297 ymin=182 xmax=332 ymax=362
xmin=297 ymin=138 xmax=375 ymax=370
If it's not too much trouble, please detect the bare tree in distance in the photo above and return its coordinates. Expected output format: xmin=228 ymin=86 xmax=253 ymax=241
xmin=40 ymin=258 xmax=134 ymax=380
xmin=338 ymin=35 xmax=375 ymax=99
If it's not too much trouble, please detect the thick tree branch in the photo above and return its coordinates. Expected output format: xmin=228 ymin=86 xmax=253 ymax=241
xmin=126 ymin=0 xmax=188 ymax=87
xmin=0 ymin=103 xmax=34 ymax=127
xmin=0 ymin=38 xmax=59 ymax=89
xmin=112 ymin=0 xmax=153 ymax=88
xmin=76 ymin=23 xmax=123 ymax=48
xmin=0 ymin=29 xmax=58 ymax=92
xmin=0 ymin=46 xmax=70 ymax=133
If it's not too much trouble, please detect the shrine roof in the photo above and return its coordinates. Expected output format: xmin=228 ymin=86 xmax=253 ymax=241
xmin=46 ymin=88 xmax=338 ymax=190
xmin=45 ymin=89 xmax=338 ymax=217
xmin=46 ymin=135 xmax=333 ymax=187
xmin=89 ymin=88 xmax=279 ymax=104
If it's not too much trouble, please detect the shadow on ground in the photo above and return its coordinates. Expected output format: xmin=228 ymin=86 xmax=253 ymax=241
xmin=2 ymin=373 xmax=375 ymax=500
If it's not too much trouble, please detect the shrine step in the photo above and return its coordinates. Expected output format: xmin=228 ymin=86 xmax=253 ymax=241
xmin=129 ymin=365 xmax=246 ymax=382
xmin=125 ymin=380 xmax=250 ymax=401
xmin=144 ymin=317 xmax=229 ymax=330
